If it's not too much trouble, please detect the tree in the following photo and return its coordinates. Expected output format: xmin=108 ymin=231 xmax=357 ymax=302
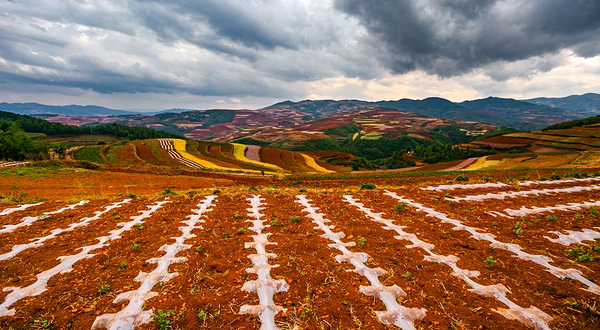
xmin=0 ymin=122 xmax=47 ymax=160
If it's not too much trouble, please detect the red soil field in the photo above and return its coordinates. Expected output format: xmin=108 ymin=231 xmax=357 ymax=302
xmin=0 ymin=166 xmax=599 ymax=329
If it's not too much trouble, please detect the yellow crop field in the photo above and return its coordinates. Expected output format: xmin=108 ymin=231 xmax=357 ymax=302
xmin=231 ymin=143 xmax=284 ymax=172
xmin=462 ymin=156 xmax=488 ymax=170
xmin=171 ymin=139 xmax=228 ymax=170
xmin=300 ymin=154 xmax=334 ymax=173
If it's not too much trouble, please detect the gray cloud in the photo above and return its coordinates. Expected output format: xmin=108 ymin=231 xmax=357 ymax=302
xmin=0 ymin=0 xmax=598 ymax=106
xmin=334 ymin=0 xmax=600 ymax=77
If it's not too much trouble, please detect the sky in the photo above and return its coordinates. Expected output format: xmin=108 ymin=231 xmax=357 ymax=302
xmin=0 ymin=0 xmax=599 ymax=110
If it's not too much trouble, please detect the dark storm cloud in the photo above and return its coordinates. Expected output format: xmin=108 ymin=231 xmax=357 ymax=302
xmin=0 ymin=0 xmax=599 ymax=101
xmin=140 ymin=0 xmax=296 ymax=50
xmin=334 ymin=0 xmax=600 ymax=77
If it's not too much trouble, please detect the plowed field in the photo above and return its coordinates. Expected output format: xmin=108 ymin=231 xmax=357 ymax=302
xmin=0 ymin=169 xmax=599 ymax=329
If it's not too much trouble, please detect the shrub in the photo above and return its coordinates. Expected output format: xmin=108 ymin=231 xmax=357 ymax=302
xmin=395 ymin=202 xmax=407 ymax=212
xmin=550 ymin=174 xmax=562 ymax=180
xmin=454 ymin=175 xmax=469 ymax=182
xmin=360 ymin=183 xmax=376 ymax=190
xmin=162 ymin=188 xmax=178 ymax=196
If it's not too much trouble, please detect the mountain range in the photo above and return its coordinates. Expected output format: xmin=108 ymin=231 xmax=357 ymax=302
xmin=2 ymin=93 xmax=599 ymax=131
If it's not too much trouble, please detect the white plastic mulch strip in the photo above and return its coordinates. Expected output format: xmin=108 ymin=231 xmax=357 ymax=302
xmin=446 ymin=185 xmax=600 ymax=202
xmin=519 ymin=176 xmax=600 ymax=187
xmin=420 ymin=176 xmax=600 ymax=192
xmin=545 ymin=228 xmax=600 ymax=246
xmin=503 ymin=200 xmax=600 ymax=217
xmin=0 ymin=202 xmax=44 ymax=216
xmin=385 ymin=191 xmax=600 ymax=295
xmin=157 ymin=139 xmax=203 ymax=169
xmin=0 ymin=161 xmax=30 ymax=168
xmin=343 ymin=195 xmax=552 ymax=330
xmin=239 ymin=195 xmax=289 ymax=330
xmin=0 ymin=199 xmax=169 ymax=318
xmin=421 ymin=182 xmax=508 ymax=191
xmin=92 ymin=196 xmax=216 ymax=330
xmin=296 ymin=195 xmax=426 ymax=330
xmin=0 ymin=199 xmax=131 ymax=261
xmin=0 ymin=201 xmax=88 ymax=235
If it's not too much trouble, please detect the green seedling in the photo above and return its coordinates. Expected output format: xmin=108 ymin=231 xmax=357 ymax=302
xmin=98 ymin=284 xmax=111 ymax=295
xmin=402 ymin=271 xmax=413 ymax=280
xmin=151 ymin=310 xmax=176 ymax=330
xmin=300 ymin=307 xmax=312 ymax=318
xmin=289 ymin=216 xmax=301 ymax=223
xmin=357 ymin=237 xmax=367 ymax=246
xmin=237 ymin=228 xmax=247 ymax=235
xmin=131 ymin=243 xmax=140 ymax=250
xmin=484 ymin=256 xmax=498 ymax=267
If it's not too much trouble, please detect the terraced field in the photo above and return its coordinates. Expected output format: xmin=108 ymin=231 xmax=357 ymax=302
xmin=73 ymin=139 xmax=342 ymax=174
xmin=0 ymin=174 xmax=598 ymax=329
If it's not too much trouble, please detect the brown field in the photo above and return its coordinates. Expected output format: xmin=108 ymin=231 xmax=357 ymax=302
xmin=0 ymin=164 xmax=599 ymax=330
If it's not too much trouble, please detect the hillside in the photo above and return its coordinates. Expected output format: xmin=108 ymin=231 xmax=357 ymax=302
xmin=0 ymin=111 xmax=179 ymax=140
xmin=230 ymin=108 xmax=507 ymax=160
xmin=526 ymin=93 xmax=600 ymax=114
xmin=457 ymin=97 xmax=585 ymax=131
xmin=455 ymin=115 xmax=600 ymax=171
xmin=41 ymin=106 xmax=504 ymax=161
xmin=71 ymin=138 xmax=352 ymax=174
